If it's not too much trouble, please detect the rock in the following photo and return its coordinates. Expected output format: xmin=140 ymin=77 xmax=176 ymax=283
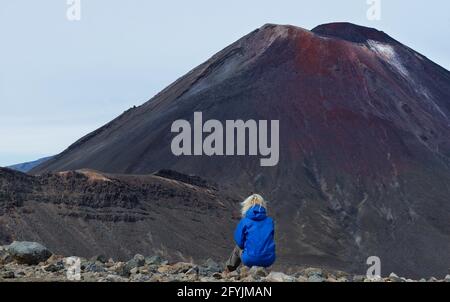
xmin=221 ymin=269 xmax=239 ymax=281
xmin=212 ymin=272 xmax=222 ymax=279
xmin=84 ymin=262 xmax=106 ymax=273
xmin=131 ymin=254 xmax=146 ymax=267
xmin=158 ymin=262 xmax=194 ymax=274
xmin=145 ymin=255 xmax=167 ymax=266
xmin=389 ymin=272 xmax=398 ymax=278
xmin=304 ymin=267 xmax=323 ymax=278
xmin=185 ymin=266 xmax=199 ymax=275
xmin=297 ymin=276 xmax=308 ymax=282
xmin=337 ymin=277 xmax=349 ymax=282
xmin=140 ymin=268 xmax=149 ymax=274
xmin=444 ymin=275 xmax=450 ymax=282
xmin=227 ymin=270 xmax=240 ymax=281
xmin=7 ymin=241 xmax=52 ymax=265
xmin=120 ymin=254 xmax=146 ymax=276
xmin=302 ymin=267 xmax=325 ymax=282
xmin=1 ymin=271 xmax=15 ymax=279
xmin=248 ymin=266 xmax=268 ymax=278
xmin=45 ymin=254 xmax=64 ymax=264
xmin=185 ymin=266 xmax=199 ymax=281
xmin=112 ymin=262 xmax=130 ymax=277
xmin=308 ymin=274 xmax=325 ymax=282
xmin=199 ymin=276 xmax=219 ymax=282
xmin=105 ymin=274 xmax=128 ymax=282
xmin=44 ymin=260 xmax=65 ymax=272
xmin=149 ymin=273 xmax=165 ymax=282
xmin=15 ymin=270 xmax=26 ymax=277
xmin=388 ymin=273 xmax=403 ymax=282
xmin=335 ymin=271 xmax=349 ymax=278
xmin=203 ymin=258 xmax=223 ymax=273
xmin=240 ymin=275 xmax=258 ymax=282
xmin=0 ymin=249 xmax=13 ymax=265
xmin=91 ymin=254 xmax=108 ymax=264
xmin=265 ymin=272 xmax=296 ymax=282
xmin=130 ymin=273 xmax=150 ymax=282
xmin=239 ymin=266 xmax=249 ymax=278
xmin=183 ymin=272 xmax=199 ymax=282
xmin=365 ymin=275 xmax=383 ymax=282
xmin=352 ymin=275 xmax=366 ymax=282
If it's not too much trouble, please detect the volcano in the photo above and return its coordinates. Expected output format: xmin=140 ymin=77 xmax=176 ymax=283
xmin=28 ymin=23 xmax=450 ymax=277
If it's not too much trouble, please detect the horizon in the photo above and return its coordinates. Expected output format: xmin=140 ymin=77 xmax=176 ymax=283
xmin=1 ymin=0 xmax=449 ymax=166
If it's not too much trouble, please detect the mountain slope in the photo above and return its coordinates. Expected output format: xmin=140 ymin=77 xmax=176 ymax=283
xmin=30 ymin=23 xmax=450 ymax=277
xmin=7 ymin=156 xmax=53 ymax=173
xmin=0 ymin=167 xmax=239 ymax=261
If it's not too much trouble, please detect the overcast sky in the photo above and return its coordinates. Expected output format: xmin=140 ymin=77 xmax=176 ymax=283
xmin=0 ymin=0 xmax=449 ymax=166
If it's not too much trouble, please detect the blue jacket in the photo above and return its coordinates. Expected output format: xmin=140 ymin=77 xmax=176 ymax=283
xmin=234 ymin=205 xmax=276 ymax=267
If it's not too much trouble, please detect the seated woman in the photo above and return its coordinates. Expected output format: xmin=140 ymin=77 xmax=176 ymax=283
xmin=225 ymin=194 xmax=276 ymax=271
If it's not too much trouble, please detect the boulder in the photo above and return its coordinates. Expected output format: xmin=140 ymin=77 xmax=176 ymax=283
xmin=7 ymin=241 xmax=52 ymax=265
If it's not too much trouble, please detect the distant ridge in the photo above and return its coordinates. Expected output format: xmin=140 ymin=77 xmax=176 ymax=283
xmin=7 ymin=156 xmax=53 ymax=173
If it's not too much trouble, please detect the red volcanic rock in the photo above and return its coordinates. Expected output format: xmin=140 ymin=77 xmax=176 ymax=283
xmin=30 ymin=23 xmax=450 ymax=278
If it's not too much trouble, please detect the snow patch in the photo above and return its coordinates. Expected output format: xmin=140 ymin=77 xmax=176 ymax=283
xmin=367 ymin=41 xmax=447 ymax=119
xmin=367 ymin=40 xmax=409 ymax=78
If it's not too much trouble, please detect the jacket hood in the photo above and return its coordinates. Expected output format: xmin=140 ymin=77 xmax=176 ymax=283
xmin=245 ymin=205 xmax=267 ymax=221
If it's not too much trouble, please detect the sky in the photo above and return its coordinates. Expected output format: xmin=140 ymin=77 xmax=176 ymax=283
xmin=0 ymin=0 xmax=449 ymax=166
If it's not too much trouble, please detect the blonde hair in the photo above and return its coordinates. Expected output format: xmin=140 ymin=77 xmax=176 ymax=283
xmin=241 ymin=194 xmax=267 ymax=217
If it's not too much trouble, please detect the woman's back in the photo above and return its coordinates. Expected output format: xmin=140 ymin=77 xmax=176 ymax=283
xmin=234 ymin=205 xmax=276 ymax=267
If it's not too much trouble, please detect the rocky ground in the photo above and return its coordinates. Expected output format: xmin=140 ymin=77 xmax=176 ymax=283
xmin=1 ymin=242 xmax=450 ymax=282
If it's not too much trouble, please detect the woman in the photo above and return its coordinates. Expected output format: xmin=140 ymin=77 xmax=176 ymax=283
xmin=225 ymin=194 xmax=276 ymax=271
